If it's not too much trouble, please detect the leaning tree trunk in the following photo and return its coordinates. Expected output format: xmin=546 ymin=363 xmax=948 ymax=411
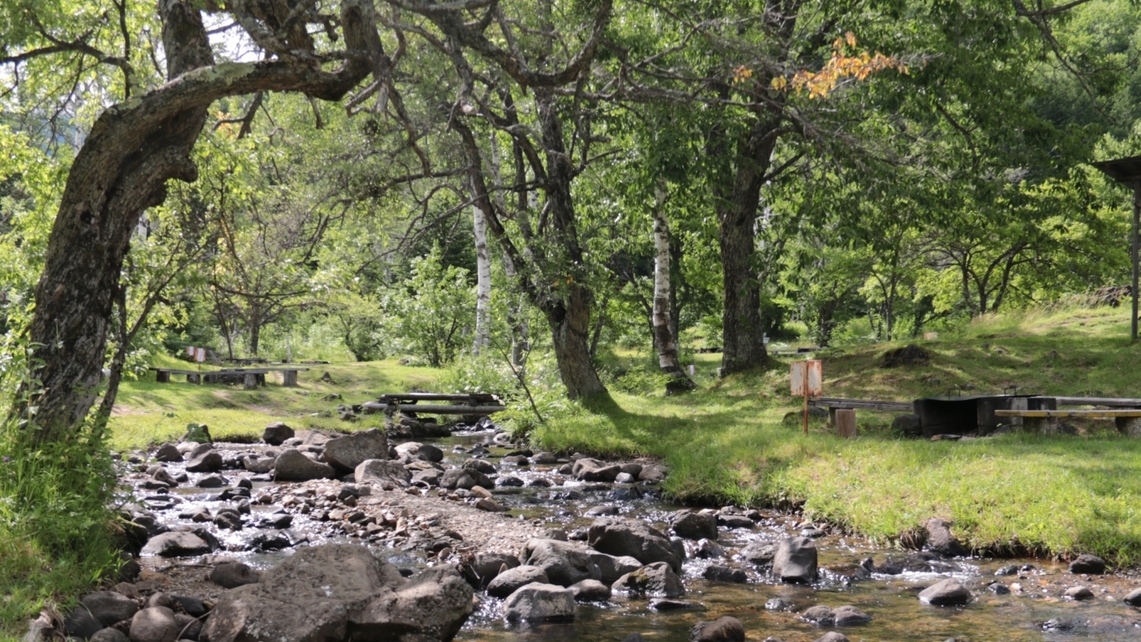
xmin=650 ymin=186 xmax=694 ymax=392
xmin=14 ymin=0 xmax=377 ymax=440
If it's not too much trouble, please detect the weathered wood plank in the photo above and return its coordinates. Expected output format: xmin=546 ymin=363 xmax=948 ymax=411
xmin=809 ymin=397 xmax=913 ymax=412
xmin=379 ymin=404 xmax=507 ymax=415
xmin=995 ymin=409 xmax=1141 ymax=418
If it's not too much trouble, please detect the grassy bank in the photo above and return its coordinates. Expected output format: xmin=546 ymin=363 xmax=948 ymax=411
xmin=96 ymin=303 xmax=1141 ymax=569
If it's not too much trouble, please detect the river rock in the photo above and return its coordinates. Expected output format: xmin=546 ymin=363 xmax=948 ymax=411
xmin=1064 ymin=586 xmax=1094 ymax=601
xmin=638 ymin=465 xmax=667 ymax=483
xmin=441 ymin=466 xmax=494 ymax=490
xmin=464 ymin=552 xmax=520 ymax=589
xmin=1069 ymin=554 xmax=1107 ymax=575
xmin=612 ymin=561 xmax=684 ymax=598
xmin=690 ymin=616 xmax=745 ymax=642
xmin=273 ymin=448 xmax=335 ymax=480
xmin=572 ymin=458 xmax=621 ymax=482
xmin=81 ymin=590 xmax=140 ymax=626
xmin=522 ymin=539 xmax=602 ymax=587
xmin=671 ymin=510 xmax=718 ymax=541
xmin=324 ymin=429 xmax=388 ymax=471
xmin=801 ymin=604 xmax=836 ymax=625
xmin=588 ymin=517 xmax=683 ymax=572
xmin=919 ymin=578 xmax=971 ymax=606
xmin=694 ymin=539 xmax=724 ymax=559
xmin=154 ymin=443 xmax=182 ymax=463
xmin=503 ymin=583 xmax=576 ymax=622
xmin=185 ymin=449 xmax=222 ymax=473
xmin=140 ymin=531 xmax=212 ymax=557
xmin=395 ymin=442 xmax=444 ymax=463
xmin=201 ymin=544 xmax=473 ymax=642
xmin=772 ymin=536 xmax=817 ymax=583
xmin=91 ymin=628 xmax=130 ymax=642
xmin=355 ymin=459 xmax=411 ymax=487
xmin=588 ymin=551 xmax=643 ymax=585
xmin=833 ymin=605 xmax=872 ymax=626
xmin=813 ymin=633 xmax=849 ymax=642
xmin=487 ymin=565 xmax=549 ymax=598
xmin=1124 ymin=587 xmax=1141 ymax=606
xmin=63 ymin=604 xmax=103 ymax=639
xmin=262 ymin=422 xmax=294 ymax=445
xmin=570 ymin=579 xmax=611 ymax=601
xmin=209 ymin=561 xmax=260 ymax=588
xmin=924 ymin=517 xmax=968 ymax=557
xmin=129 ymin=606 xmax=179 ymax=642
xmin=741 ymin=541 xmax=775 ymax=565
xmin=703 ymin=565 xmax=747 ymax=583
xmin=717 ymin=514 xmax=755 ymax=530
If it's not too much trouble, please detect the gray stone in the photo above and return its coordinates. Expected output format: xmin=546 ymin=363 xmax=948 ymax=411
xmin=612 ymin=561 xmax=684 ymax=598
xmin=587 ymin=551 xmax=643 ymax=585
xmin=394 ymin=442 xmax=444 ymax=463
xmin=588 ymin=517 xmax=683 ymax=572
xmin=924 ymin=517 xmax=968 ymax=557
xmin=717 ymin=514 xmax=755 ymax=530
xmin=201 ymin=544 xmax=473 ymax=642
xmin=262 ymin=422 xmax=294 ymax=446
xmin=833 ymin=605 xmax=872 ymax=626
xmin=1124 ymin=587 xmax=1141 ymax=606
xmin=671 ymin=510 xmax=718 ymax=541
xmin=209 ymin=562 xmax=260 ymax=588
xmin=690 ymin=616 xmax=745 ymax=642
xmin=486 ymin=565 xmax=549 ymax=598
xmin=324 ymin=429 xmax=388 ymax=472
xmin=572 ymin=458 xmax=621 ymax=482
xmin=464 ymin=552 xmax=520 ymax=589
xmin=1069 ymin=554 xmax=1107 ymax=575
xmin=173 ymin=613 xmax=201 ymax=641
xmin=64 ymin=603 xmax=103 ymax=639
xmin=741 ymin=541 xmax=775 ymax=565
xmin=91 ymin=628 xmax=130 ymax=642
xmin=694 ymin=539 xmax=724 ymax=559
xmin=813 ymin=633 xmax=849 ymax=642
xmin=129 ymin=606 xmax=179 ymax=642
xmin=355 ymin=459 xmax=411 ymax=487
xmin=440 ymin=466 xmax=493 ymax=490
xmin=154 ymin=444 xmax=182 ymax=463
xmin=81 ymin=590 xmax=140 ymax=626
xmin=522 ymin=539 xmax=602 ymax=587
xmin=772 ymin=536 xmax=817 ymax=584
xmin=184 ymin=450 xmax=222 ymax=473
xmin=503 ymin=583 xmax=576 ymax=622
xmin=140 ymin=532 xmax=212 ymax=558
xmin=702 ymin=565 xmax=747 ymax=583
xmin=919 ymin=578 xmax=971 ymax=606
xmin=650 ymin=598 xmax=703 ymax=611
xmin=1064 ymin=586 xmax=1094 ymax=601
xmin=569 ymin=579 xmax=611 ymax=601
xmin=273 ymin=448 xmax=336 ymax=481
xmin=801 ymin=605 xmax=836 ymax=625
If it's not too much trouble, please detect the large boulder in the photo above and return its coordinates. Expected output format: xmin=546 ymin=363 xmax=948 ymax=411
xmin=440 ymin=466 xmax=493 ymax=491
xmin=521 ymin=539 xmax=602 ymax=587
xmin=611 ymin=562 xmax=684 ymax=598
xmin=1069 ymin=554 xmax=1107 ymax=575
xmin=129 ymin=606 xmax=180 ymax=642
xmin=772 ymin=536 xmax=817 ymax=584
xmin=588 ymin=518 xmax=683 ymax=572
xmin=486 ymin=566 xmax=550 ymax=598
xmin=273 ymin=448 xmax=336 ymax=481
xmin=355 ymin=459 xmax=411 ymax=487
xmin=918 ymin=578 xmax=971 ymax=606
xmin=324 ymin=429 xmax=389 ymax=472
xmin=201 ymin=544 xmax=473 ymax=642
xmin=395 ymin=442 xmax=444 ymax=463
xmin=503 ymin=584 xmax=576 ymax=623
xmin=671 ymin=510 xmax=718 ymax=541
xmin=462 ymin=552 xmax=520 ymax=589
xmin=262 ymin=422 xmax=295 ymax=446
xmin=587 ymin=551 xmax=643 ymax=585
xmin=185 ymin=449 xmax=222 ymax=473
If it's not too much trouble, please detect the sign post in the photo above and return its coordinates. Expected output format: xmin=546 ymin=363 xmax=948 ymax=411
xmin=790 ymin=359 xmax=823 ymax=434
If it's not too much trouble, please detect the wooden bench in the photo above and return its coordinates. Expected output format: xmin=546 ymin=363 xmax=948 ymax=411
xmin=994 ymin=408 xmax=1141 ymax=435
xmin=807 ymin=397 xmax=914 ymax=438
xmin=151 ymin=366 xmax=308 ymax=388
xmin=372 ymin=392 xmax=506 ymax=417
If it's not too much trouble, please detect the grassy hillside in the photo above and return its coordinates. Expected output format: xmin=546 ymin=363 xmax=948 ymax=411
xmin=106 ymin=303 xmax=1141 ymax=563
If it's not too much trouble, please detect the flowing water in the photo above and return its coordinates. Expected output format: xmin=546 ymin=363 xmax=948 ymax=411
xmin=135 ymin=430 xmax=1141 ymax=641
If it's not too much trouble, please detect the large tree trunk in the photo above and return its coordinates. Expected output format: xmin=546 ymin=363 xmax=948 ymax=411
xmin=14 ymin=0 xmax=377 ymax=439
xmin=716 ymin=117 xmax=779 ymax=375
xmin=651 ymin=186 xmax=694 ymax=391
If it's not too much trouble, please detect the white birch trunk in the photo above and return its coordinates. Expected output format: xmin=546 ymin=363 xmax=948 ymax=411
xmin=472 ymin=201 xmax=492 ymax=355
xmin=652 ymin=185 xmax=693 ymax=391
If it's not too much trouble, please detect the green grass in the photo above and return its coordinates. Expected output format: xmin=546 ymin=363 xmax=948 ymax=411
xmin=535 ymin=303 xmax=1141 ymax=564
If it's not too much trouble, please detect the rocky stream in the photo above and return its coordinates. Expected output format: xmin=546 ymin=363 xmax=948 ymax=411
xmin=38 ymin=420 xmax=1141 ymax=642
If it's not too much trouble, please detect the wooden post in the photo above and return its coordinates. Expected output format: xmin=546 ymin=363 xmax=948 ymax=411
xmin=243 ymin=373 xmax=258 ymax=390
xmin=283 ymin=370 xmax=298 ymax=387
xmin=835 ymin=408 xmax=857 ymax=439
xmin=802 ymin=362 xmax=810 ymax=435
xmin=155 ymin=370 xmax=170 ymax=383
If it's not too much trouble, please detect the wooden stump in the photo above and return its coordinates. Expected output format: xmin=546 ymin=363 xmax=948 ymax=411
xmin=155 ymin=370 xmax=170 ymax=383
xmin=243 ymin=373 xmax=258 ymax=390
xmin=282 ymin=370 xmax=298 ymax=387
xmin=1116 ymin=416 xmax=1141 ymax=436
xmin=835 ymin=409 xmax=857 ymax=439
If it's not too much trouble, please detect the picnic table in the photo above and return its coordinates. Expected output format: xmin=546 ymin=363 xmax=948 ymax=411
xmin=368 ymin=392 xmax=506 ymax=416
xmin=150 ymin=366 xmax=309 ymax=388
